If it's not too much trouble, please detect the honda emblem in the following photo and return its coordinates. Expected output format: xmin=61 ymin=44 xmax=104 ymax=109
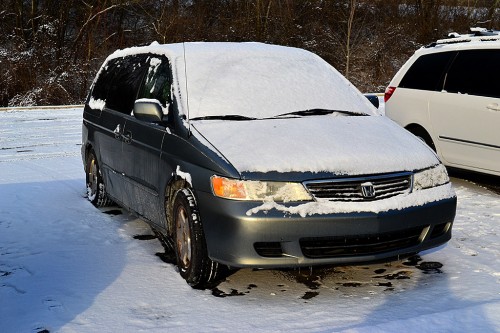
xmin=361 ymin=182 xmax=375 ymax=198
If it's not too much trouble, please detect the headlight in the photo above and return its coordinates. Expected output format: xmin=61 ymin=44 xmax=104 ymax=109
xmin=413 ymin=164 xmax=450 ymax=191
xmin=211 ymin=176 xmax=313 ymax=202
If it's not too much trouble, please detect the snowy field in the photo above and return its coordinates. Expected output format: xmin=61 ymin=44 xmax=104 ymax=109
xmin=1 ymin=107 xmax=499 ymax=333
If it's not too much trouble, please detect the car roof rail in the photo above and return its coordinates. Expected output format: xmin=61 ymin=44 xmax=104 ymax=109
xmin=425 ymin=27 xmax=500 ymax=48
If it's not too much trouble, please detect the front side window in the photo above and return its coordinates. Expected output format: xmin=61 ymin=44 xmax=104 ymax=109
xmin=138 ymin=56 xmax=172 ymax=109
xmin=399 ymin=51 xmax=457 ymax=91
xmin=444 ymin=49 xmax=500 ymax=98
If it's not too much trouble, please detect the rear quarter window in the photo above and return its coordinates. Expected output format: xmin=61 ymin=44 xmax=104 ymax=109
xmin=90 ymin=64 xmax=115 ymax=103
xmin=444 ymin=49 xmax=500 ymax=98
xmin=399 ymin=51 xmax=457 ymax=91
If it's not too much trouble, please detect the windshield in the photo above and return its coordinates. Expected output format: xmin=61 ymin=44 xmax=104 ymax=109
xmin=180 ymin=43 xmax=376 ymax=120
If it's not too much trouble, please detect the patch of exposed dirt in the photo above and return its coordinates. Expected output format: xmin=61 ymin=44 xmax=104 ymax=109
xmin=133 ymin=234 xmax=157 ymax=240
xmin=103 ymin=209 xmax=122 ymax=215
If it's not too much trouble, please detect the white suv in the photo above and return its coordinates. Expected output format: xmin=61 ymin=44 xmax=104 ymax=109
xmin=385 ymin=28 xmax=500 ymax=177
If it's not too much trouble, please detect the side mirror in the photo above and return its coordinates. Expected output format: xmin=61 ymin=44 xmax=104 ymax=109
xmin=133 ymin=99 xmax=164 ymax=122
xmin=364 ymin=94 xmax=380 ymax=109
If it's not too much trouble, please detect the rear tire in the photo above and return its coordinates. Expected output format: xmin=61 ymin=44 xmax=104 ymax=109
xmin=85 ymin=150 xmax=113 ymax=207
xmin=173 ymin=188 xmax=230 ymax=289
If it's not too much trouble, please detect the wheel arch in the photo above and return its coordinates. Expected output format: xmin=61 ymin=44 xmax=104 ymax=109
xmin=83 ymin=144 xmax=95 ymax=172
xmin=405 ymin=123 xmax=436 ymax=152
xmin=164 ymin=176 xmax=195 ymax=237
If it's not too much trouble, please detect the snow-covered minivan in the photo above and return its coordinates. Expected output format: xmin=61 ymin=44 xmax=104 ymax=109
xmin=82 ymin=42 xmax=456 ymax=289
xmin=385 ymin=28 xmax=500 ymax=177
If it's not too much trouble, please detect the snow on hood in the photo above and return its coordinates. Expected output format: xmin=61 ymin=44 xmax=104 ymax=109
xmin=192 ymin=115 xmax=440 ymax=176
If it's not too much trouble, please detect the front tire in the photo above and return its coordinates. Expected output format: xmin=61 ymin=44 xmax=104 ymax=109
xmin=173 ymin=188 xmax=229 ymax=289
xmin=85 ymin=150 xmax=113 ymax=207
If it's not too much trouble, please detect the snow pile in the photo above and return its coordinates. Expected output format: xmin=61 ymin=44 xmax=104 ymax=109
xmin=175 ymin=165 xmax=193 ymax=187
xmin=88 ymin=97 xmax=106 ymax=110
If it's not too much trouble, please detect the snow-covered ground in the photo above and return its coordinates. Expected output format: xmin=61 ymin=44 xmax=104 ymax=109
xmin=1 ymin=107 xmax=499 ymax=333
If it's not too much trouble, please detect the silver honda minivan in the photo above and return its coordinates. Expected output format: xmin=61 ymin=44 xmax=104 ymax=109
xmin=82 ymin=42 xmax=456 ymax=289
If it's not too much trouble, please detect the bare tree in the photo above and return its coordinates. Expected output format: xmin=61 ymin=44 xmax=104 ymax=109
xmin=345 ymin=0 xmax=356 ymax=78
xmin=1 ymin=0 xmax=498 ymax=106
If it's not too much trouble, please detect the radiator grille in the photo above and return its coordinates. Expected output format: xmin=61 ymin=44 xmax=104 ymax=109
xmin=304 ymin=172 xmax=412 ymax=202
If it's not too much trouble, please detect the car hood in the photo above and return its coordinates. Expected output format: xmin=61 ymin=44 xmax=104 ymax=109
xmin=191 ymin=115 xmax=440 ymax=177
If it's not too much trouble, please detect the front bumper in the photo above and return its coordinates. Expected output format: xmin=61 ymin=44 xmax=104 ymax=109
xmin=197 ymin=190 xmax=457 ymax=268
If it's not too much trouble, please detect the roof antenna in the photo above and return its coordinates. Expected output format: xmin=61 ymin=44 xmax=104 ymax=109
xmin=182 ymin=42 xmax=192 ymax=137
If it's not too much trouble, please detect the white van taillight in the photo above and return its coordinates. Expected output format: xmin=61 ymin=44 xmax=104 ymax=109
xmin=384 ymin=86 xmax=396 ymax=103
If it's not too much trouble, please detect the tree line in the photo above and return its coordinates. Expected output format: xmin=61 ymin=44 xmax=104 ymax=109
xmin=1 ymin=0 xmax=498 ymax=107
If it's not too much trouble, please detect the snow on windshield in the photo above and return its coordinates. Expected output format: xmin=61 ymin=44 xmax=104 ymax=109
xmin=180 ymin=42 xmax=376 ymax=119
xmin=98 ymin=42 xmax=376 ymax=119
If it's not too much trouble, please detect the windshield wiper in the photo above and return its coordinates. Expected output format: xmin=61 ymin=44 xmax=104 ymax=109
xmin=275 ymin=109 xmax=366 ymax=118
xmin=190 ymin=115 xmax=258 ymax=121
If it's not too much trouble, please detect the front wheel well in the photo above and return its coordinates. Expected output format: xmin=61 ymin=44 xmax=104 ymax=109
xmin=164 ymin=178 xmax=193 ymax=237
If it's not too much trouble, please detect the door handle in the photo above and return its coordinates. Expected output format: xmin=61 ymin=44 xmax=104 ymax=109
xmin=123 ymin=131 xmax=132 ymax=144
xmin=486 ymin=103 xmax=500 ymax=111
xmin=113 ymin=124 xmax=122 ymax=139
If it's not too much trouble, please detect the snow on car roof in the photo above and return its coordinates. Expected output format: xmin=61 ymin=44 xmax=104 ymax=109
xmin=103 ymin=42 xmax=377 ymax=119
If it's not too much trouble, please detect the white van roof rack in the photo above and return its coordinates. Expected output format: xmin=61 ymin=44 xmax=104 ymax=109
xmin=426 ymin=27 xmax=500 ymax=47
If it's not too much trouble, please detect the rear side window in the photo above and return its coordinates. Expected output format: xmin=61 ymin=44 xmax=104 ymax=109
xmin=444 ymin=49 xmax=500 ymax=98
xmin=92 ymin=55 xmax=149 ymax=114
xmin=399 ymin=51 xmax=457 ymax=91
